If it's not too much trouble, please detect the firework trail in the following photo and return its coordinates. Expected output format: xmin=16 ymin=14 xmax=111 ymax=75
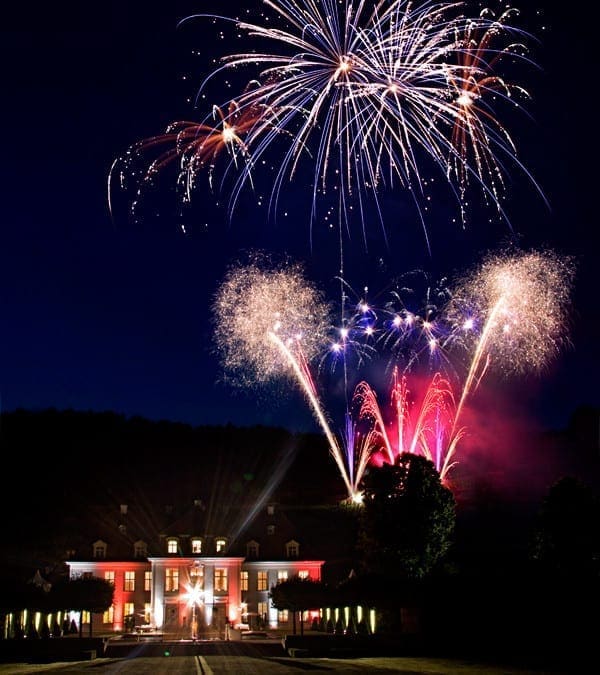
xmin=448 ymin=249 xmax=575 ymax=426
xmin=341 ymin=249 xmax=575 ymax=486
xmin=211 ymin=248 xmax=574 ymax=496
xmin=212 ymin=254 xmax=363 ymax=499
xmin=353 ymin=367 xmax=464 ymax=483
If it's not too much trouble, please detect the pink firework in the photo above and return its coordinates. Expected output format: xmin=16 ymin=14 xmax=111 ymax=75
xmin=353 ymin=367 xmax=464 ymax=483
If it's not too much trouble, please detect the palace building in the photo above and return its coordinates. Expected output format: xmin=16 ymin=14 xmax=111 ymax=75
xmin=66 ymin=500 xmax=336 ymax=637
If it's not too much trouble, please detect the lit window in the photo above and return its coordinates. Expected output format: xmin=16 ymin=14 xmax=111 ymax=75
xmin=166 ymin=568 xmax=179 ymax=592
xmin=144 ymin=603 xmax=152 ymax=624
xmin=240 ymin=571 xmax=248 ymax=591
xmin=258 ymin=601 xmax=268 ymax=621
xmin=124 ymin=602 xmax=135 ymax=621
xmin=167 ymin=539 xmax=178 ymax=554
xmin=214 ymin=568 xmax=228 ymax=592
xmin=93 ymin=540 xmax=107 ymax=558
xmin=216 ymin=538 xmax=226 ymax=553
xmin=277 ymin=570 xmax=288 ymax=583
xmin=144 ymin=571 xmax=152 ymax=592
xmin=285 ymin=540 xmax=299 ymax=558
xmin=190 ymin=563 xmax=203 ymax=580
xmin=103 ymin=606 xmax=114 ymax=624
xmin=298 ymin=570 xmax=309 ymax=580
xmin=81 ymin=611 xmax=90 ymax=624
xmin=246 ymin=541 xmax=259 ymax=558
xmin=124 ymin=571 xmax=135 ymax=592
xmin=267 ymin=505 xmax=275 ymax=516
xmin=134 ymin=541 xmax=147 ymax=558
xmin=191 ymin=538 xmax=202 ymax=554
xmin=104 ymin=571 xmax=115 ymax=586
xmin=278 ymin=609 xmax=289 ymax=622
xmin=257 ymin=571 xmax=268 ymax=591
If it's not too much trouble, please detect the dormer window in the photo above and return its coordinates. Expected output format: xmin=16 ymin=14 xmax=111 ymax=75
xmin=134 ymin=540 xmax=147 ymax=558
xmin=93 ymin=540 xmax=107 ymax=559
xmin=246 ymin=540 xmax=259 ymax=559
xmin=167 ymin=538 xmax=178 ymax=554
xmin=191 ymin=538 xmax=202 ymax=554
xmin=215 ymin=538 xmax=227 ymax=553
xmin=285 ymin=540 xmax=299 ymax=559
xmin=267 ymin=504 xmax=275 ymax=516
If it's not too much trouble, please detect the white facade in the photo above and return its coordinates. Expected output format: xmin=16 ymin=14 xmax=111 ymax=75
xmin=67 ymin=553 xmax=324 ymax=635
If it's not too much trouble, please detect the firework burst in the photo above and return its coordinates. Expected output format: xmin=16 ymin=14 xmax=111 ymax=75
xmin=445 ymin=6 xmax=543 ymax=218
xmin=448 ymin=248 xmax=575 ymax=423
xmin=212 ymin=253 xmax=331 ymax=384
xmin=175 ymin=0 xmax=542 ymax=242
xmin=211 ymin=247 xmax=574 ymax=498
xmin=107 ymin=90 xmax=278 ymax=222
xmin=353 ymin=367 xmax=464 ymax=483
xmin=212 ymin=254 xmax=365 ymax=500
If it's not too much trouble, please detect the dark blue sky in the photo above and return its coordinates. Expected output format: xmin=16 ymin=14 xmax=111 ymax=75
xmin=1 ymin=1 xmax=597 ymax=434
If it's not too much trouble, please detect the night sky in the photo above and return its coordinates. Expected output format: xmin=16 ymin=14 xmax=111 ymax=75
xmin=1 ymin=1 xmax=597 ymax=436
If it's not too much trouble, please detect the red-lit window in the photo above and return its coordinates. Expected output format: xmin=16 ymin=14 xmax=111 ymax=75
xmin=166 ymin=568 xmax=179 ymax=592
xmin=214 ymin=568 xmax=228 ymax=592
xmin=124 ymin=571 xmax=135 ymax=592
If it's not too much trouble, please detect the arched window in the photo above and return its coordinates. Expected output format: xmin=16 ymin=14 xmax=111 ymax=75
xmin=93 ymin=540 xmax=107 ymax=559
xmin=285 ymin=540 xmax=300 ymax=558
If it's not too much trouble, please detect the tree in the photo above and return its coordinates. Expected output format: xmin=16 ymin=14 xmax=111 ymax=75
xmin=530 ymin=476 xmax=600 ymax=578
xmin=269 ymin=576 xmax=327 ymax=635
xmin=358 ymin=453 xmax=456 ymax=580
xmin=0 ymin=574 xmax=52 ymax=638
xmin=51 ymin=576 xmax=114 ymax=638
xmin=527 ymin=476 xmax=600 ymax=663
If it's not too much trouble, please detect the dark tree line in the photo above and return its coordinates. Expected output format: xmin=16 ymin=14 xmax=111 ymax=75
xmin=270 ymin=453 xmax=456 ymax=634
xmin=0 ymin=575 xmax=113 ymax=640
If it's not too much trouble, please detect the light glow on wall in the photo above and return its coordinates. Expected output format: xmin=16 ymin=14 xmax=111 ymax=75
xmin=154 ymin=602 xmax=164 ymax=629
xmin=369 ymin=609 xmax=376 ymax=634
